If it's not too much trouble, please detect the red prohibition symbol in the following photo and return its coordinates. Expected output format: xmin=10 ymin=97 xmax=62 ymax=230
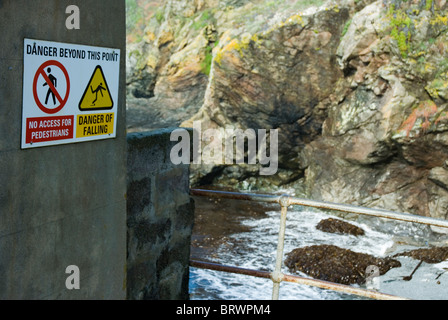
xmin=33 ymin=60 xmax=70 ymax=114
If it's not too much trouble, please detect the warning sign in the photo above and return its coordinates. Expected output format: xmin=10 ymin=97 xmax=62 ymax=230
xmin=76 ymin=113 xmax=114 ymax=138
xmin=21 ymin=38 xmax=120 ymax=149
xmin=79 ymin=66 xmax=114 ymax=111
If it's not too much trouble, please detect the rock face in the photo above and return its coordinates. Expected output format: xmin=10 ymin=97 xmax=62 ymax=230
xmin=301 ymin=0 xmax=448 ymax=220
xmin=284 ymin=244 xmax=401 ymax=285
xmin=127 ymin=0 xmax=448 ymax=221
xmin=197 ymin=6 xmax=349 ymax=172
xmin=126 ymin=0 xmax=216 ymax=131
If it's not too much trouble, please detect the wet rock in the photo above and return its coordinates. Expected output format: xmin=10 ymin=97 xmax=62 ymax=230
xmin=394 ymin=247 xmax=448 ymax=263
xmin=284 ymin=244 xmax=401 ymax=285
xmin=316 ymin=218 xmax=365 ymax=236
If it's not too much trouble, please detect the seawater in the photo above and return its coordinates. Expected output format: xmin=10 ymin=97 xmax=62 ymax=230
xmin=189 ymin=206 xmax=448 ymax=300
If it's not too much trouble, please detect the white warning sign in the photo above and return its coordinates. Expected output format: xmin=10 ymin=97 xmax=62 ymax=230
xmin=21 ymin=38 xmax=120 ymax=149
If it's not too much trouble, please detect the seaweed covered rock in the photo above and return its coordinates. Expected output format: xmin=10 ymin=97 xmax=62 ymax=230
xmin=284 ymin=244 xmax=401 ymax=285
xmin=394 ymin=247 xmax=448 ymax=263
xmin=316 ymin=218 xmax=365 ymax=236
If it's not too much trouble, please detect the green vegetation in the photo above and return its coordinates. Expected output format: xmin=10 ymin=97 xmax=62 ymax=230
xmin=387 ymin=5 xmax=413 ymax=58
xmin=126 ymin=0 xmax=143 ymax=37
xmin=384 ymin=0 xmax=448 ymax=59
xmin=154 ymin=8 xmax=165 ymax=23
xmin=341 ymin=19 xmax=352 ymax=36
xmin=436 ymin=58 xmax=448 ymax=78
xmin=193 ymin=10 xmax=214 ymax=30
xmin=201 ymin=45 xmax=214 ymax=76
xmin=126 ymin=0 xmax=163 ymax=43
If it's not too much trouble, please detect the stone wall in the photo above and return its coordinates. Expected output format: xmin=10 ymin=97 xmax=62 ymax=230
xmin=126 ymin=128 xmax=194 ymax=300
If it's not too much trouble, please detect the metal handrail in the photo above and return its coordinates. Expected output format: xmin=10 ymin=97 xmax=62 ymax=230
xmin=190 ymin=188 xmax=448 ymax=300
xmin=190 ymin=260 xmax=407 ymax=300
xmin=190 ymin=189 xmax=448 ymax=229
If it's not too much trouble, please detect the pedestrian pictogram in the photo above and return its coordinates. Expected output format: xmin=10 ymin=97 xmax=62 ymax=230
xmin=33 ymin=60 xmax=70 ymax=114
xmin=79 ymin=65 xmax=113 ymax=111
xmin=43 ymin=67 xmax=57 ymax=105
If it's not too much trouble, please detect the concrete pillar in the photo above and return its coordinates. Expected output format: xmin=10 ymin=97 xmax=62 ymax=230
xmin=0 ymin=0 xmax=126 ymax=299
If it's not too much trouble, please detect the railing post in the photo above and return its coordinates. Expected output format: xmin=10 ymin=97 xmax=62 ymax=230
xmin=271 ymin=195 xmax=290 ymax=300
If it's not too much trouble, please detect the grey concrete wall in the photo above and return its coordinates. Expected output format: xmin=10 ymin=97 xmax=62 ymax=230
xmin=127 ymin=129 xmax=194 ymax=300
xmin=0 ymin=1 xmax=127 ymax=299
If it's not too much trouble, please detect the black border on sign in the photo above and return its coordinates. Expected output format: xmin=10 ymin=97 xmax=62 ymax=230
xmin=78 ymin=65 xmax=114 ymax=111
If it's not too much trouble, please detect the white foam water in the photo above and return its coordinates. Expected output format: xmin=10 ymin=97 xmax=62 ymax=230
xmin=189 ymin=206 xmax=448 ymax=300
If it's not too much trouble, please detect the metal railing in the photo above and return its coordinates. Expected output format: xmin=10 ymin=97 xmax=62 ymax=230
xmin=189 ymin=188 xmax=448 ymax=300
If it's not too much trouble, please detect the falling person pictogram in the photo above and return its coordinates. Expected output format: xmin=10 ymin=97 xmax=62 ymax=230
xmin=43 ymin=67 xmax=57 ymax=105
xmin=90 ymin=82 xmax=106 ymax=106
xmin=78 ymin=65 xmax=114 ymax=111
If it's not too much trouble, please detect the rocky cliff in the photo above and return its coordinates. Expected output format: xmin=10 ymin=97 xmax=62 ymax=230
xmin=126 ymin=0 xmax=448 ymax=221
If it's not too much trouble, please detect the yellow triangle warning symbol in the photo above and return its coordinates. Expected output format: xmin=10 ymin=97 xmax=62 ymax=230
xmin=79 ymin=65 xmax=113 ymax=111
